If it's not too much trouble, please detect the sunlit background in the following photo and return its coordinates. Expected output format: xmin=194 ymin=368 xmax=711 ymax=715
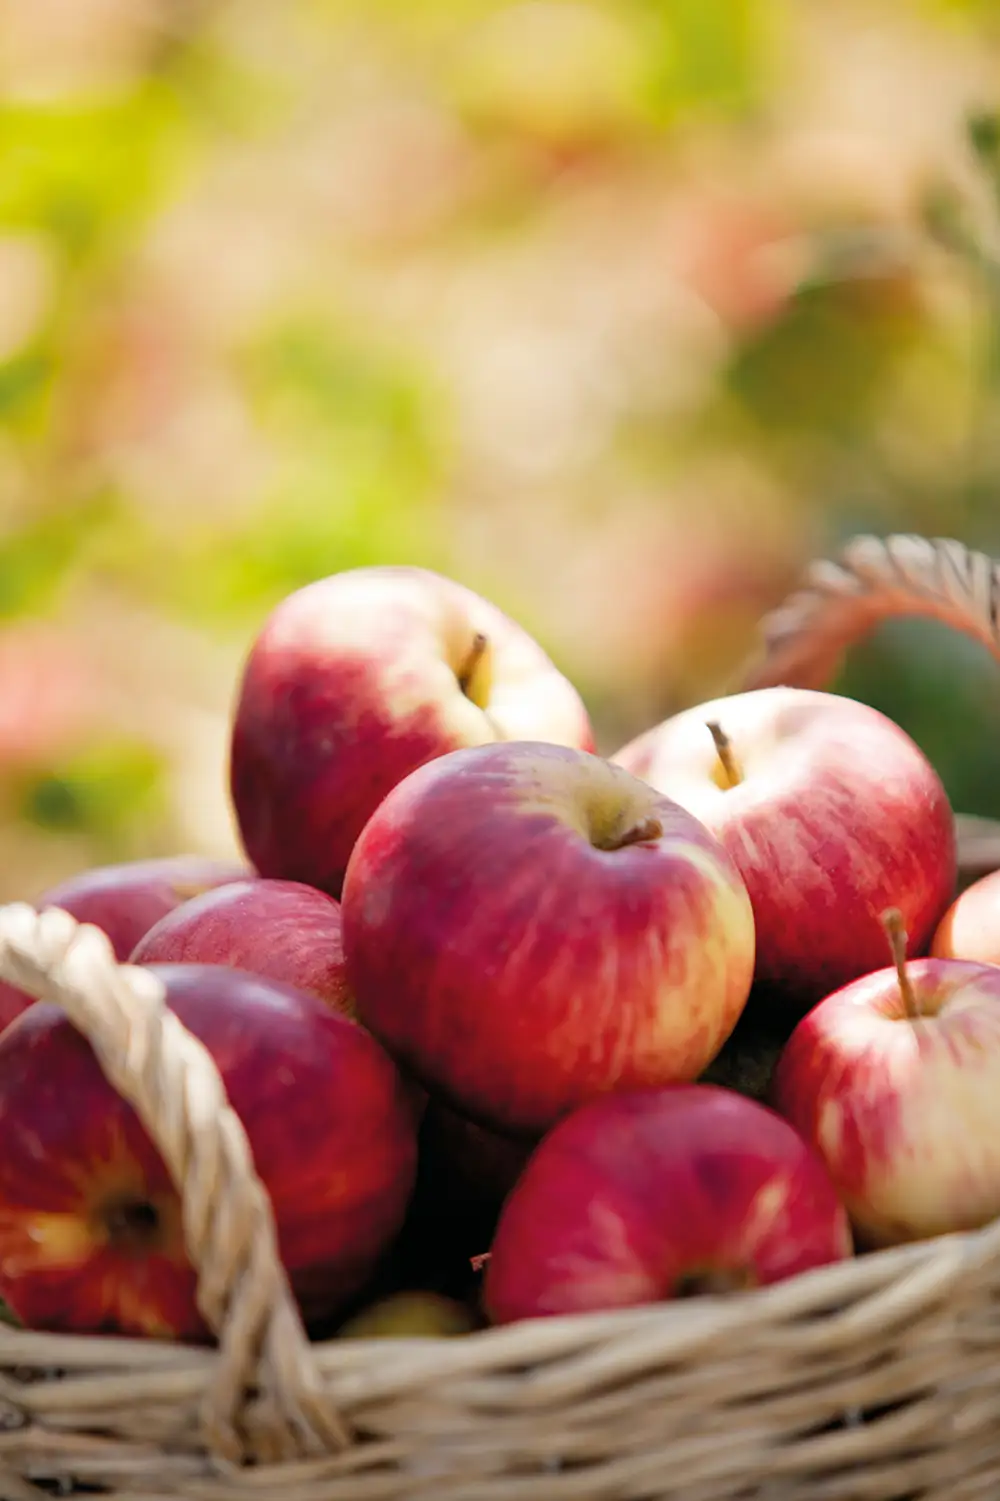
xmin=4 ymin=0 xmax=1000 ymax=900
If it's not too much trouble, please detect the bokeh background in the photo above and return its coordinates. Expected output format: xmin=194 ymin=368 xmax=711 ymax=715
xmin=4 ymin=0 xmax=1000 ymax=901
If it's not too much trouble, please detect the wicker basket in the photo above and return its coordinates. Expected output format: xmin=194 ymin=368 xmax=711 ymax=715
xmin=3 ymin=531 xmax=1000 ymax=1501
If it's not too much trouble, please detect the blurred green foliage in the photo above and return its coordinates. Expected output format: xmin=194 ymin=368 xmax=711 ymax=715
xmin=4 ymin=0 xmax=1000 ymax=885
xmin=14 ymin=739 xmax=166 ymax=840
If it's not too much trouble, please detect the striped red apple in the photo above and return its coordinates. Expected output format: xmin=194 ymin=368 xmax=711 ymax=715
xmin=0 ymin=856 xmax=249 ymax=1036
xmin=484 ymin=1084 xmax=853 ymax=1324
xmin=131 ymin=877 xmax=352 ymax=1017
xmin=773 ymin=910 xmax=1000 ymax=1248
xmin=342 ymin=740 xmax=756 ymax=1137
xmin=0 ymin=965 xmax=417 ymax=1339
xmin=613 ymin=686 xmax=956 ymax=1015
xmin=230 ymin=565 xmax=594 ymax=899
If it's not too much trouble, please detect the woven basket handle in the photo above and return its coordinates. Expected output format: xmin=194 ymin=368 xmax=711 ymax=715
xmin=733 ymin=531 xmax=1000 ymax=882
xmin=735 ymin=532 xmax=1000 ymax=692
xmin=0 ymin=902 xmax=350 ymax=1467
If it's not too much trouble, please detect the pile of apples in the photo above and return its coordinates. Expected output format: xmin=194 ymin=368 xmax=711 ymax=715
xmin=1 ymin=561 xmax=999 ymax=1345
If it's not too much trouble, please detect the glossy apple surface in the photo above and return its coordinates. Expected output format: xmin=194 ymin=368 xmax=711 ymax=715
xmin=483 ymin=1084 xmax=852 ymax=1324
xmin=772 ymin=955 xmax=1000 ymax=1247
xmin=343 ymin=740 xmax=756 ymax=1136
xmin=0 ymin=855 xmax=250 ymax=1035
xmin=130 ymin=878 xmax=351 ymax=1017
xmin=613 ymin=686 xmax=956 ymax=1010
xmin=0 ymin=965 xmax=417 ymax=1339
xmin=230 ymin=565 xmax=594 ymax=898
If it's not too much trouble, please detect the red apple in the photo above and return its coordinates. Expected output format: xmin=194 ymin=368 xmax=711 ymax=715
xmin=930 ymin=867 xmax=1000 ymax=965
xmin=483 ymin=1084 xmax=852 ymax=1324
xmin=613 ymin=686 xmax=956 ymax=1012
xmin=0 ymin=856 xmax=250 ymax=1035
xmin=772 ymin=911 xmax=1000 ymax=1248
xmin=130 ymin=878 xmax=352 ymax=1017
xmin=229 ymin=565 xmax=594 ymax=899
xmin=0 ymin=964 xmax=417 ymax=1339
xmin=342 ymin=740 xmax=756 ymax=1136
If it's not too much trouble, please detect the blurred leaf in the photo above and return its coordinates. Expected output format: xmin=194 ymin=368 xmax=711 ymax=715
xmin=920 ymin=181 xmax=984 ymax=263
xmin=637 ymin=0 xmax=773 ymax=121
xmin=441 ymin=0 xmax=773 ymax=147
xmin=13 ymin=739 xmax=167 ymax=837
xmin=967 ymin=108 xmax=1000 ymax=165
xmin=0 ymin=86 xmax=187 ymax=256
xmin=162 ymin=317 xmax=449 ymax=623
xmin=446 ymin=2 xmax=655 ymax=145
xmin=0 ymin=349 xmax=53 ymax=431
xmin=836 ymin=615 xmax=1000 ymax=821
xmin=723 ymin=255 xmax=925 ymax=439
xmin=0 ymin=497 xmax=126 ymax=619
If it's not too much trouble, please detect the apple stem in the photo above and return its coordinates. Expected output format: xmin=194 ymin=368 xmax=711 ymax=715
xmin=706 ymin=721 xmax=744 ymax=788
xmin=881 ymin=907 xmax=921 ymax=1023
xmin=458 ymin=632 xmax=489 ymax=696
xmin=612 ymin=813 xmax=664 ymax=850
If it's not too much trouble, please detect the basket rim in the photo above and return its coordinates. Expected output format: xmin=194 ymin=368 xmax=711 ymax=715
xmin=0 ymin=1141 xmax=995 ymax=1369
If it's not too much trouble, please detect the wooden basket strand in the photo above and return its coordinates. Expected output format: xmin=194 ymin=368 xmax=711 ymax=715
xmin=734 ymin=530 xmax=1000 ymax=882
xmin=735 ymin=531 xmax=1000 ymax=694
xmin=0 ymin=903 xmax=349 ymax=1468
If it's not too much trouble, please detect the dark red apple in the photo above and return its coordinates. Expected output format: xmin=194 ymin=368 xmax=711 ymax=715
xmin=0 ymin=856 xmax=250 ymax=1034
xmin=389 ymin=1101 xmax=536 ymax=1299
xmin=342 ymin=740 xmax=756 ymax=1137
xmin=0 ymin=965 xmax=417 ymax=1340
xmin=229 ymin=565 xmax=594 ymax=899
xmin=484 ymin=1085 xmax=852 ymax=1324
xmin=421 ymin=1100 xmax=535 ymax=1215
xmin=130 ymin=878 xmax=351 ymax=1017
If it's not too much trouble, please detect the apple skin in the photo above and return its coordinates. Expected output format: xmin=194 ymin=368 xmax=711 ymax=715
xmin=336 ymin=1290 xmax=479 ymax=1339
xmin=482 ymin=1084 xmax=852 ymax=1325
xmin=613 ymin=687 xmax=956 ymax=1012
xmin=771 ymin=957 xmax=1000 ymax=1248
xmin=229 ymin=565 xmax=594 ymax=900
xmin=130 ymin=878 xmax=352 ymax=1018
xmin=0 ymin=965 xmax=417 ymax=1340
xmin=0 ymin=856 xmax=250 ymax=1035
xmin=930 ymin=868 xmax=1000 ymax=965
xmin=342 ymin=739 xmax=756 ymax=1137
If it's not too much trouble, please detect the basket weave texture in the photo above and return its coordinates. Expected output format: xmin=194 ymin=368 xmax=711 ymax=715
xmin=3 ymin=532 xmax=1000 ymax=1501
